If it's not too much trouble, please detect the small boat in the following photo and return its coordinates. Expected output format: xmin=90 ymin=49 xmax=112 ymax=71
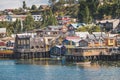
xmin=75 ymin=61 xmax=91 ymax=65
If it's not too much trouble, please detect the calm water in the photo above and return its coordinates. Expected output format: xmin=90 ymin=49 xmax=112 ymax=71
xmin=0 ymin=60 xmax=120 ymax=80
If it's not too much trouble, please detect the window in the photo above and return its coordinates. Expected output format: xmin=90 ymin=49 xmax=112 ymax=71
xmin=75 ymin=49 xmax=78 ymax=52
xmin=53 ymin=32 xmax=57 ymax=34
xmin=26 ymin=40 xmax=29 ymax=44
xmin=36 ymin=46 xmax=39 ymax=48
xmin=18 ymin=40 xmax=20 ymax=45
xmin=31 ymin=46 xmax=34 ymax=49
xmin=110 ymin=39 xmax=113 ymax=43
xmin=40 ymin=45 xmax=44 ymax=48
xmin=48 ymin=39 xmax=51 ymax=42
xmin=21 ymin=40 xmax=24 ymax=45
xmin=24 ymin=40 xmax=26 ymax=45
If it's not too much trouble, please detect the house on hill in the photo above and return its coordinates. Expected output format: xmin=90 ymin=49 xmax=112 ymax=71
xmin=5 ymin=15 xmax=27 ymax=22
xmin=0 ymin=15 xmax=6 ymax=21
xmin=0 ymin=28 xmax=6 ymax=38
xmin=96 ymin=19 xmax=120 ymax=31
xmin=32 ymin=15 xmax=42 ymax=21
xmin=75 ymin=32 xmax=89 ymax=39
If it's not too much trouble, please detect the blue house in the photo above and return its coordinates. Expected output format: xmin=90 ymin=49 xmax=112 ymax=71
xmin=50 ymin=45 xmax=66 ymax=56
xmin=62 ymin=39 xmax=75 ymax=45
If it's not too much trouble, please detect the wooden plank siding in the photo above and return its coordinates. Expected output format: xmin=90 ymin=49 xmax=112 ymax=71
xmin=66 ymin=47 xmax=108 ymax=56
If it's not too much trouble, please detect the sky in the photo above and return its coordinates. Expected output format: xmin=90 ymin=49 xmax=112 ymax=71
xmin=0 ymin=0 xmax=49 ymax=10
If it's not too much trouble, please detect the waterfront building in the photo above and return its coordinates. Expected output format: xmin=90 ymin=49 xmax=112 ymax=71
xmin=66 ymin=47 xmax=108 ymax=57
xmin=50 ymin=45 xmax=66 ymax=56
xmin=14 ymin=29 xmax=62 ymax=59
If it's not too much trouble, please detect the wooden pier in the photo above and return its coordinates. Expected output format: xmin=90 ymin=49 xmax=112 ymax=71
xmin=65 ymin=54 xmax=120 ymax=62
xmin=14 ymin=49 xmax=50 ymax=59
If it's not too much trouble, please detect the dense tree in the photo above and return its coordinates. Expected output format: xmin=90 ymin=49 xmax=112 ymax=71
xmin=49 ymin=0 xmax=57 ymax=13
xmin=31 ymin=5 xmax=37 ymax=10
xmin=52 ymin=0 xmax=66 ymax=14
xmin=23 ymin=14 xmax=34 ymax=32
xmin=78 ymin=1 xmax=92 ymax=23
xmin=115 ymin=0 xmax=120 ymax=18
xmin=66 ymin=0 xmax=75 ymax=5
xmin=6 ymin=23 xmax=14 ymax=36
xmin=65 ymin=4 xmax=79 ymax=18
xmin=86 ymin=0 xmax=99 ymax=19
xmin=34 ymin=21 xmax=42 ymax=29
xmin=0 ymin=21 xmax=14 ymax=36
xmin=41 ymin=9 xmax=58 ymax=27
xmin=76 ymin=25 xmax=101 ymax=33
xmin=89 ymin=25 xmax=101 ymax=33
xmin=77 ymin=0 xmax=120 ymax=21
xmin=13 ymin=19 xmax=21 ymax=33
xmin=84 ymin=6 xmax=92 ymax=23
xmin=41 ymin=10 xmax=48 ymax=27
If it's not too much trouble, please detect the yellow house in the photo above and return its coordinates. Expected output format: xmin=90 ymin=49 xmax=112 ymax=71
xmin=105 ymin=37 xmax=116 ymax=46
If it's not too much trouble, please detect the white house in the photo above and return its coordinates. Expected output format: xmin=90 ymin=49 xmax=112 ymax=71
xmin=32 ymin=15 xmax=42 ymax=21
xmin=96 ymin=19 xmax=120 ymax=30
xmin=5 ymin=15 xmax=27 ymax=22
xmin=0 ymin=28 xmax=6 ymax=38
xmin=75 ymin=32 xmax=89 ymax=39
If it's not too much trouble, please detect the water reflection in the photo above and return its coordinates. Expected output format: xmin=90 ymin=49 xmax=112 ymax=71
xmin=16 ymin=59 xmax=63 ymax=66
xmin=0 ymin=60 xmax=16 ymax=65
xmin=16 ymin=59 xmax=120 ymax=68
xmin=0 ymin=60 xmax=120 ymax=80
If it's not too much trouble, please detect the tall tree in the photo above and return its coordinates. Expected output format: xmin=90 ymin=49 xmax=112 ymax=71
xmin=23 ymin=1 xmax=27 ymax=9
xmin=23 ymin=14 xmax=34 ymax=32
xmin=41 ymin=10 xmax=48 ymax=27
xmin=116 ymin=0 xmax=120 ymax=18
xmin=85 ymin=6 xmax=92 ymax=23
xmin=41 ymin=9 xmax=57 ymax=27
xmin=78 ymin=1 xmax=92 ymax=23
xmin=49 ymin=0 xmax=57 ymax=12
xmin=86 ymin=0 xmax=99 ymax=19
xmin=13 ymin=19 xmax=21 ymax=33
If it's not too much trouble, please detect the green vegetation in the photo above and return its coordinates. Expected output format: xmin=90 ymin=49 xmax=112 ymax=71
xmin=78 ymin=0 xmax=120 ymax=23
xmin=31 ymin=5 xmax=37 ymax=10
xmin=42 ymin=9 xmax=58 ymax=28
xmin=76 ymin=25 xmax=101 ymax=33
xmin=0 ymin=0 xmax=119 ymax=36
xmin=23 ymin=14 xmax=34 ymax=32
